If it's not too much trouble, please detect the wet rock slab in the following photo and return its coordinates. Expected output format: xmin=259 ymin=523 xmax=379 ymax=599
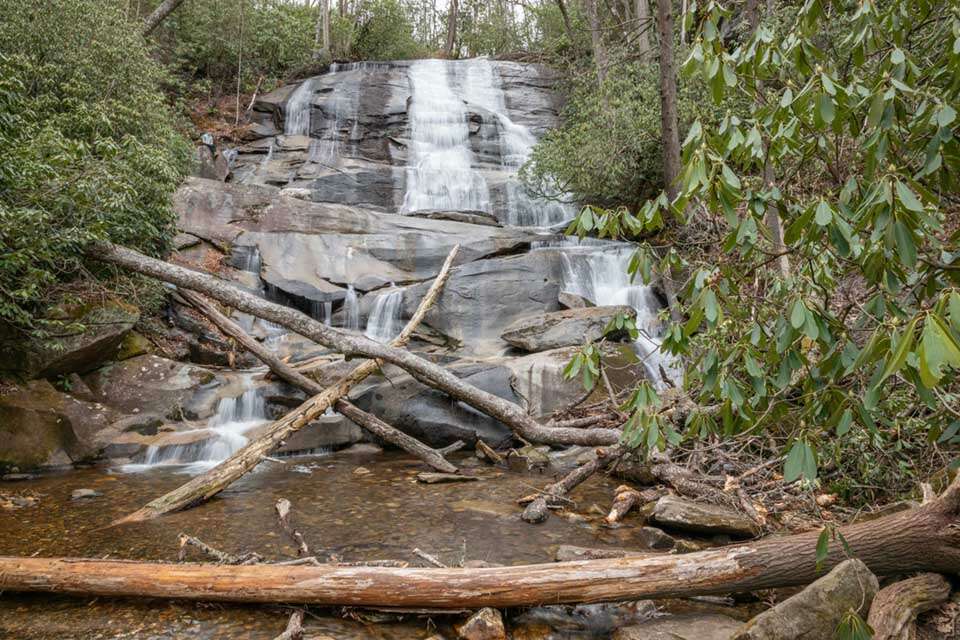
xmin=501 ymin=305 xmax=637 ymax=352
xmin=613 ymin=613 xmax=743 ymax=640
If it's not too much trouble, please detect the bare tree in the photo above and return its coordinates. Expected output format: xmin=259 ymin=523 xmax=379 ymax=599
xmin=555 ymin=0 xmax=577 ymax=45
xmin=635 ymin=0 xmax=652 ymax=61
xmin=445 ymin=0 xmax=460 ymax=58
xmin=314 ymin=0 xmax=331 ymax=59
xmin=583 ymin=0 xmax=608 ymax=83
xmin=655 ymin=0 xmax=680 ymax=197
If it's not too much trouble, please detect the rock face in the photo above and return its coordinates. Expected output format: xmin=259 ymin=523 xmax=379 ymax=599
xmin=0 ymin=301 xmax=139 ymax=379
xmin=0 ymin=380 xmax=118 ymax=470
xmin=501 ymin=305 xmax=636 ymax=352
xmin=650 ymin=495 xmax=760 ymax=538
xmin=613 ymin=613 xmax=744 ymax=640
xmin=732 ymin=559 xmax=879 ymax=640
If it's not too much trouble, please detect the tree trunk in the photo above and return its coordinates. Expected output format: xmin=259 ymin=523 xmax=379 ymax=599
xmin=444 ymin=0 xmax=459 ymax=58
xmin=314 ymin=0 xmax=330 ymax=59
xmin=141 ymin=0 xmax=187 ymax=36
xmin=655 ymin=0 xmax=681 ymax=199
xmin=89 ymin=242 xmax=624 ymax=449
xmin=867 ymin=573 xmax=951 ymax=640
xmin=635 ymin=0 xmax=652 ymax=61
xmin=7 ymin=477 xmax=960 ymax=607
xmin=177 ymin=289 xmax=458 ymax=474
xmin=583 ymin=0 xmax=608 ymax=84
xmin=555 ymin=0 xmax=576 ymax=46
xmin=110 ymin=246 xmax=460 ymax=524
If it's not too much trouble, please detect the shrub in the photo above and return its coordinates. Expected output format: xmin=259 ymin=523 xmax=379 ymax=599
xmin=0 ymin=0 xmax=190 ymax=332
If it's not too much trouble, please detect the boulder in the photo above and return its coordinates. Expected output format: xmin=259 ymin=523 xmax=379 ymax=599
xmin=115 ymin=332 xmax=153 ymax=361
xmin=501 ymin=348 xmax=590 ymax=417
xmin=558 ymin=291 xmax=594 ymax=309
xmin=193 ymin=145 xmax=229 ymax=181
xmin=457 ymin=608 xmax=506 ymax=640
xmin=0 ymin=300 xmax=139 ymax=379
xmin=613 ymin=613 xmax=744 ymax=640
xmin=732 ymin=559 xmax=878 ymax=640
xmin=501 ymin=305 xmax=636 ymax=352
xmin=0 ymin=380 xmax=119 ymax=471
xmin=70 ymin=488 xmax=101 ymax=500
xmin=650 ymin=495 xmax=760 ymax=538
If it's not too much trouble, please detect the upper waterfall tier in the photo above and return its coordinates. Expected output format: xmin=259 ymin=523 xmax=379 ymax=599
xmin=232 ymin=58 xmax=572 ymax=226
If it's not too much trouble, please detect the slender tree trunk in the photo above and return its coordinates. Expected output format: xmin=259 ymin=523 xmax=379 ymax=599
xmin=177 ymin=289 xmax=459 ymax=474
xmin=314 ymin=0 xmax=330 ymax=59
xmin=656 ymin=0 xmax=681 ymax=199
xmin=88 ymin=242 xmax=625 ymax=449
xmin=555 ymin=0 xmax=576 ymax=46
xmin=7 ymin=477 xmax=960 ymax=607
xmin=583 ymin=0 xmax=608 ymax=84
xmin=339 ymin=0 xmax=346 ymax=17
xmin=635 ymin=0 xmax=652 ymax=61
xmin=141 ymin=0 xmax=187 ymax=36
xmin=444 ymin=0 xmax=459 ymax=57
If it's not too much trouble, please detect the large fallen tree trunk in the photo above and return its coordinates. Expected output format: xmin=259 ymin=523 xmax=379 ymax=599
xmin=91 ymin=241 xmax=623 ymax=448
xmin=11 ymin=477 xmax=960 ymax=607
xmin=178 ymin=288 xmax=458 ymax=474
xmin=111 ymin=246 xmax=459 ymax=525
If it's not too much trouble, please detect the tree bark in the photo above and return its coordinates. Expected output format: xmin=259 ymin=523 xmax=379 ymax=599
xmin=6 ymin=476 xmax=960 ymax=607
xmin=583 ymin=0 xmax=609 ymax=84
xmin=444 ymin=0 xmax=459 ymax=58
xmin=177 ymin=289 xmax=458 ymax=474
xmin=555 ymin=0 xmax=577 ymax=46
xmin=314 ymin=0 xmax=330 ymax=59
xmin=635 ymin=0 xmax=652 ymax=61
xmin=867 ymin=573 xmax=951 ymax=640
xmin=655 ymin=0 xmax=681 ymax=199
xmin=109 ymin=245 xmax=460 ymax=525
xmin=141 ymin=0 xmax=187 ymax=36
xmin=89 ymin=242 xmax=624 ymax=449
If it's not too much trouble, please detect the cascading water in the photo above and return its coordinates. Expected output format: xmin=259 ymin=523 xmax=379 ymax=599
xmin=364 ymin=285 xmax=404 ymax=343
xmin=123 ymin=376 xmax=269 ymax=474
xmin=401 ymin=59 xmax=491 ymax=213
xmin=284 ymin=78 xmax=317 ymax=136
xmin=557 ymin=240 xmax=681 ymax=388
xmin=343 ymin=285 xmax=360 ymax=330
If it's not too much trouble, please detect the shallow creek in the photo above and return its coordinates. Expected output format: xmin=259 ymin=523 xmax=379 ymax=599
xmin=0 ymin=450 xmax=750 ymax=639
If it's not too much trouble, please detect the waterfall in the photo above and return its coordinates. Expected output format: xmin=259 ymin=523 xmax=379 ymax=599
xmin=364 ymin=285 xmax=404 ymax=343
xmin=123 ymin=375 xmax=269 ymax=474
xmin=343 ymin=285 xmax=360 ymax=330
xmin=284 ymin=78 xmax=317 ymax=136
xmin=401 ymin=59 xmax=491 ymax=213
xmin=556 ymin=241 xmax=681 ymax=389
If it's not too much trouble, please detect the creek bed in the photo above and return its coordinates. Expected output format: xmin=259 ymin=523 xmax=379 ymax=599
xmin=0 ymin=449 xmax=679 ymax=639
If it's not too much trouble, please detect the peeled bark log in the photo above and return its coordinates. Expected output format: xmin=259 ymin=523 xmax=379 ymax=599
xmin=521 ymin=446 xmax=623 ymax=523
xmin=6 ymin=476 xmax=960 ymax=608
xmin=605 ymin=485 xmax=663 ymax=524
xmin=91 ymin=242 xmax=623 ymax=448
xmin=142 ymin=0 xmax=187 ymax=36
xmin=111 ymin=246 xmax=458 ymax=524
xmin=867 ymin=573 xmax=951 ymax=640
xmin=178 ymin=288 xmax=457 ymax=474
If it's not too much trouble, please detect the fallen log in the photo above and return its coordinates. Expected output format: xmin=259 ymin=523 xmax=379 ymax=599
xmin=6 ymin=475 xmax=960 ymax=607
xmin=605 ymin=485 xmax=664 ymax=524
xmin=91 ymin=241 xmax=623 ymax=448
xmin=867 ymin=573 xmax=951 ymax=640
xmin=178 ymin=288 xmax=458 ymax=474
xmin=521 ymin=446 xmax=623 ymax=523
xmin=111 ymin=246 xmax=458 ymax=525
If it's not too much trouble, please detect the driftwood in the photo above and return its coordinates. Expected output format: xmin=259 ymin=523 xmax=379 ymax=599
xmin=605 ymin=485 xmax=664 ymax=524
xmin=476 ymin=439 xmax=504 ymax=465
xmin=91 ymin=241 xmax=624 ymax=448
xmin=141 ymin=0 xmax=187 ymax=36
xmin=111 ymin=246 xmax=458 ymax=525
xmin=6 ymin=475 xmax=960 ymax=607
xmin=867 ymin=573 xmax=951 ymax=640
xmin=521 ymin=446 xmax=623 ymax=523
xmin=273 ymin=610 xmax=304 ymax=640
xmin=178 ymin=288 xmax=458 ymax=474
xmin=177 ymin=534 xmax=262 ymax=565
xmin=274 ymin=499 xmax=311 ymax=557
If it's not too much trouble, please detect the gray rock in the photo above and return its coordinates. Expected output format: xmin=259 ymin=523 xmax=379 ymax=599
xmin=457 ymin=607 xmax=506 ymax=640
xmin=0 ymin=301 xmax=139 ymax=379
xmin=650 ymin=495 xmax=760 ymax=538
xmin=417 ymin=472 xmax=479 ymax=484
xmin=558 ymin=291 xmax=594 ymax=309
xmin=268 ymin=415 xmax=363 ymax=454
xmin=732 ymin=559 xmax=879 ymax=640
xmin=193 ymin=145 xmax=229 ymax=181
xmin=501 ymin=305 xmax=636 ymax=352
xmin=637 ymin=526 xmax=676 ymax=550
xmin=70 ymin=488 xmax=101 ymax=500
xmin=613 ymin=613 xmax=744 ymax=640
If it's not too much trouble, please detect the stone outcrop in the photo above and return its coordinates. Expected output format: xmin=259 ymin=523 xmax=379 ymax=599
xmin=501 ymin=305 xmax=636 ymax=352
xmin=732 ymin=559 xmax=879 ymax=640
xmin=650 ymin=495 xmax=760 ymax=538
xmin=0 ymin=300 xmax=139 ymax=380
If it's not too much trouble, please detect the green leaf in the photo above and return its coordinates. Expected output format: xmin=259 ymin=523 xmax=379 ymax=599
xmin=893 ymin=221 xmax=917 ymax=268
xmin=815 ymin=526 xmax=831 ymax=572
xmin=790 ymin=300 xmax=807 ymax=329
xmin=817 ymin=95 xmax=836 ymax=124
xmin=895 ymin=180 xmax=924 ymax=212
xmin=784 ymin=441 xmax=805 ymax=483
xmin=948 ymin=292 xmax=960 ymax=334
xmin=878 ymin=315 xmax=919 ymax=385
xmin=867 ymin=92 xmax=885 ymax=127
xmin=815 ymin=200 xmax=833 ymax=226
xmin=835 ymin=610 xmax=874 ymax=640
xmin=937 ymin=104 xmax=957 ymax=127
xmin=836 ymin=408 xmax=853 ymax=436
xmin=890 ymin=48 xmax=905 ymax=64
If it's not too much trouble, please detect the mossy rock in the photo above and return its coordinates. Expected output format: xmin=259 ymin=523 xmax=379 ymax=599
xmin=116 ymin=331 xmax=153 ymax=361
